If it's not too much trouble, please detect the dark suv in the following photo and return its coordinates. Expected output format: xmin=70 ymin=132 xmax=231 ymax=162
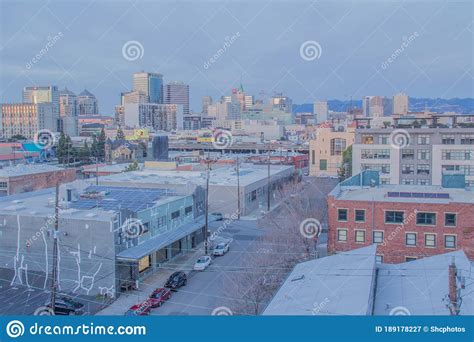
xmin=45 ymin=296 xmax=85 ymax=315
xmin=164 ymin=271 xmax=187 ymax=290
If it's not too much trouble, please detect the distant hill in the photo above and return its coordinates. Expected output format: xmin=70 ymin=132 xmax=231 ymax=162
xmin=293 ymin=98 xmax=473 ymax=114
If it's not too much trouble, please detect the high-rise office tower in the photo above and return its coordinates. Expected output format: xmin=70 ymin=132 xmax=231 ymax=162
xmin=77 ymin=89 xmax=99 ymax=115
xmin=23 ymin=85 xmax=60 ymax=132
xmin=164 ymin=81 xmax=189 ymax=116
xmin=133 ymin=72 xmax=163 ymax=103
xmin=59 ymin=87 xmax=77 ymax=117
xmin=392 ymin=93 xmax=409 ymax=115
xmin=362 ymin=96 xmax=384 ymax=118
xmin=313 ymin=101 xmax=328 ymax=123
xmin=202 ymin=96 xmax=212 ymax=115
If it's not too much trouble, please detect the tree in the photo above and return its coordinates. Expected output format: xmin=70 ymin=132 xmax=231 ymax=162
xmin=91 ymin=128 xmax=106 ymax=162
xmin=56 ymin=133 xmax=74 ymax=165
xmin=78 ymin=141 xmax=91 ymax=163
xmin=116 ymin=126 xmax=126 ymax=140
xmin=124 ymin=160 xmax=139 ymax=172
xmin=338 ymin=145 xmax=352 ymax=181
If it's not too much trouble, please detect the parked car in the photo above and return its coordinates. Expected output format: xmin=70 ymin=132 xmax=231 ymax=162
xmin=194 ymin=255 xmax=212 ymax=271
xmin=44 ymin=296 xmax=84 ymax=315
xmin=212 ymin=240 xmax=230 ymax=256
xmin=164 ymin=271 xmax=187 ymax=290
xmin=210 ymin=212 xmax=224 ymax=221
xmin=148 ymin=287 xmax=172 ymax=308
xmin=125 ymin=302 xmax=152 ymax=316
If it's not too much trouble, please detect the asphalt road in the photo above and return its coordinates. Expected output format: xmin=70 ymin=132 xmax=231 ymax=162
xmin=150 ymin=219 xmax=265 ymax=315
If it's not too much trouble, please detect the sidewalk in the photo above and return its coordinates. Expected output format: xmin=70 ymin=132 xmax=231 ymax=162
xmin=96 ymin=246 xmax=205 ymax=315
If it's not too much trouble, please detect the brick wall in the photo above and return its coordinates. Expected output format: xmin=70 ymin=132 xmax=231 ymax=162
xmin=8 ymin=169 xmax=76 ymax=195
xmin=327 ymin=195 xmax=474 ymax=263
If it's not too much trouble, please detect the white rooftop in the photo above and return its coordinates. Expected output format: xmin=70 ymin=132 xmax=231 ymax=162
xmin=93 ymin=164 xmax=294 ymax=188
xmin=0 ymin=164 xmax=68 ymax=178
xmin=263 ymin=246 xmax=473 ymax=316
xmin=331 ymin=184 xmax=474 ymax=204
xmin=263 ymin=245 xmax=376 ymax=315
xmin=374 ymin=250 xmax=473 ymax=315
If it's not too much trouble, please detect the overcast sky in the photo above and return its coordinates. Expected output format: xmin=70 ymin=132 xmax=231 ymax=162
xmin=0 ymin=0 xmax=472 ymax=114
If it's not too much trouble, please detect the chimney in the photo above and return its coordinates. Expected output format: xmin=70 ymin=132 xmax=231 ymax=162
xmin=448 ymin=256 xmax=459 ymax=315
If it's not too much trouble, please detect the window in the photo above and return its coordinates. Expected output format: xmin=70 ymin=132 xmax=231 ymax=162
xmin=402 ymin=149 xmax=415 ymax=159
xmin=373 ymin=231 xmax=384 ymax=244
xmin=385 ymin=211 xmax=404 ymax=223
xmin=416 ymin=164 xmax=430 ymax=175
xmin=379 ymin=135 xmax=389 ymax=145
xmin=402 ymin=179 xmax=415 ymax=185
xmin=417 ymin=135 xmax=430 ymax=145
xmin=401 ymin=164 xmax=414 ymax=175
xmin=337 ymin=229 xmax=347 ymax=242
xmin=311 ymin=150 xmax=315 ymax=165
xmin=250 ymin=190 xmax=257 ymax=201
xmin=405 ymin=257 xmax=417 ymax=262
xmin=416 ymin=212 xmax=436 ymax=225
xmin=442 ymin=135 xmax=455 ymax=144
xmin=185 ymin=206 xmax=193 ymax=215
xmin=361 ymin=164 xmax=390 ymax=174
xmin=0 ymin=182 xmax=7 ymax=189
xmin=406 ymin=233 xmax=417 ymax=246
xmin=330 ymin=138 xmax=346 ymax=156
xmin=337 ymin=209 xmax=347 ymax=221
xmin=445 ymin=213 xmax=456 ymax=227
xmin=442 ymin=150 xmax=472 ymax=161
xmin=355 ymin=230 xmax=366 ymax=243
xmin=362 ymin=135 xmax=374 ymax=144
xmin=461 ymin=134 xmax=474 ymax=145
xmin=157 ymin=216 xmax=166 ymax=228
xmin=361 ymin=149 xmax=390 ymax=159
xmin=424 ymin=234 xmax=436 ymax=247
xmin=171 ymin=210 xmax=180 ymax=220
xmin=375 ymin=255 xmax=383 ymax=264
xmin=444 ymin=235 xmax=456 ymax=249
xmin=319 ymin=159 xmax=327 ymax=171
xmin=355 ymin=210 xmax=365 ymax=222
xmin=417 ymin=150 xmax=430 ymax=160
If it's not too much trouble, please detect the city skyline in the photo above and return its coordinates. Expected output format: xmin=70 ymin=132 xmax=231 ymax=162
xmin=1 ymin=0 xmax=472 ymax=115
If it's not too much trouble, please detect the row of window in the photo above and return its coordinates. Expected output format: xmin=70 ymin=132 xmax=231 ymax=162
xmin=337 ymin=209 xmax=457 ymax=226
xmin=401 ymin=149 xmax=431 ymax=160
xmin=375 ymin=255 xmax=418 ymax=264
xmin=442 ymin=150 xmax=472 ymax=161
xmin=336 ymin=229 xmax=457 ymax=248
xmin=362 ymin=134 xmax=474 ymax=146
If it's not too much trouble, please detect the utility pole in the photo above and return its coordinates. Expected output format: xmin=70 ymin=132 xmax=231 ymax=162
xmin=267 ymin=149 xmax=271 ymax=212
xmin=95 ymin=157 xmax=99 ymax=186
xmin=236 ymin=156 xmax=241 ymax=219
xmin=50 ymin=182 xmax=60 ymax=313
xmin=204 ymin=155 xmax=212 ymax=255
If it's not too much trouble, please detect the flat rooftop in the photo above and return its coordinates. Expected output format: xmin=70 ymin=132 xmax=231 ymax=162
xmin=330 ymin=184 xmax=474 ymax=204
xmin=0 ymin=181 xmax=184 ymax=221
xmin=263 ymin=245 xmax=376 ymax=315
xmin=94 ymin=164 xmax=295 ymax=188
xmin=0 ymin=164 xmax=69 ymax=178
xmin=263 ymin=246 xmax=473 ymax=315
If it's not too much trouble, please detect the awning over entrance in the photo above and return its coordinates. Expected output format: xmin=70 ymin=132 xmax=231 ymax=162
xmin=116 ymin=218 xmax=206 ymax=261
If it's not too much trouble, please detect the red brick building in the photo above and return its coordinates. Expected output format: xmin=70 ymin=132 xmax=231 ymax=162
xmin=327 ymin=183 xmax=474 ymax=263
xmin=0 ymin=164 xmax=76 ymax=196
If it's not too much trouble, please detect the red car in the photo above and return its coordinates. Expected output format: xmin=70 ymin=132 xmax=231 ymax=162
xmin=124 ymin=302 xmax=152 ymax=316
xmin=148 ymin=287 xmax=172 ymax=308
